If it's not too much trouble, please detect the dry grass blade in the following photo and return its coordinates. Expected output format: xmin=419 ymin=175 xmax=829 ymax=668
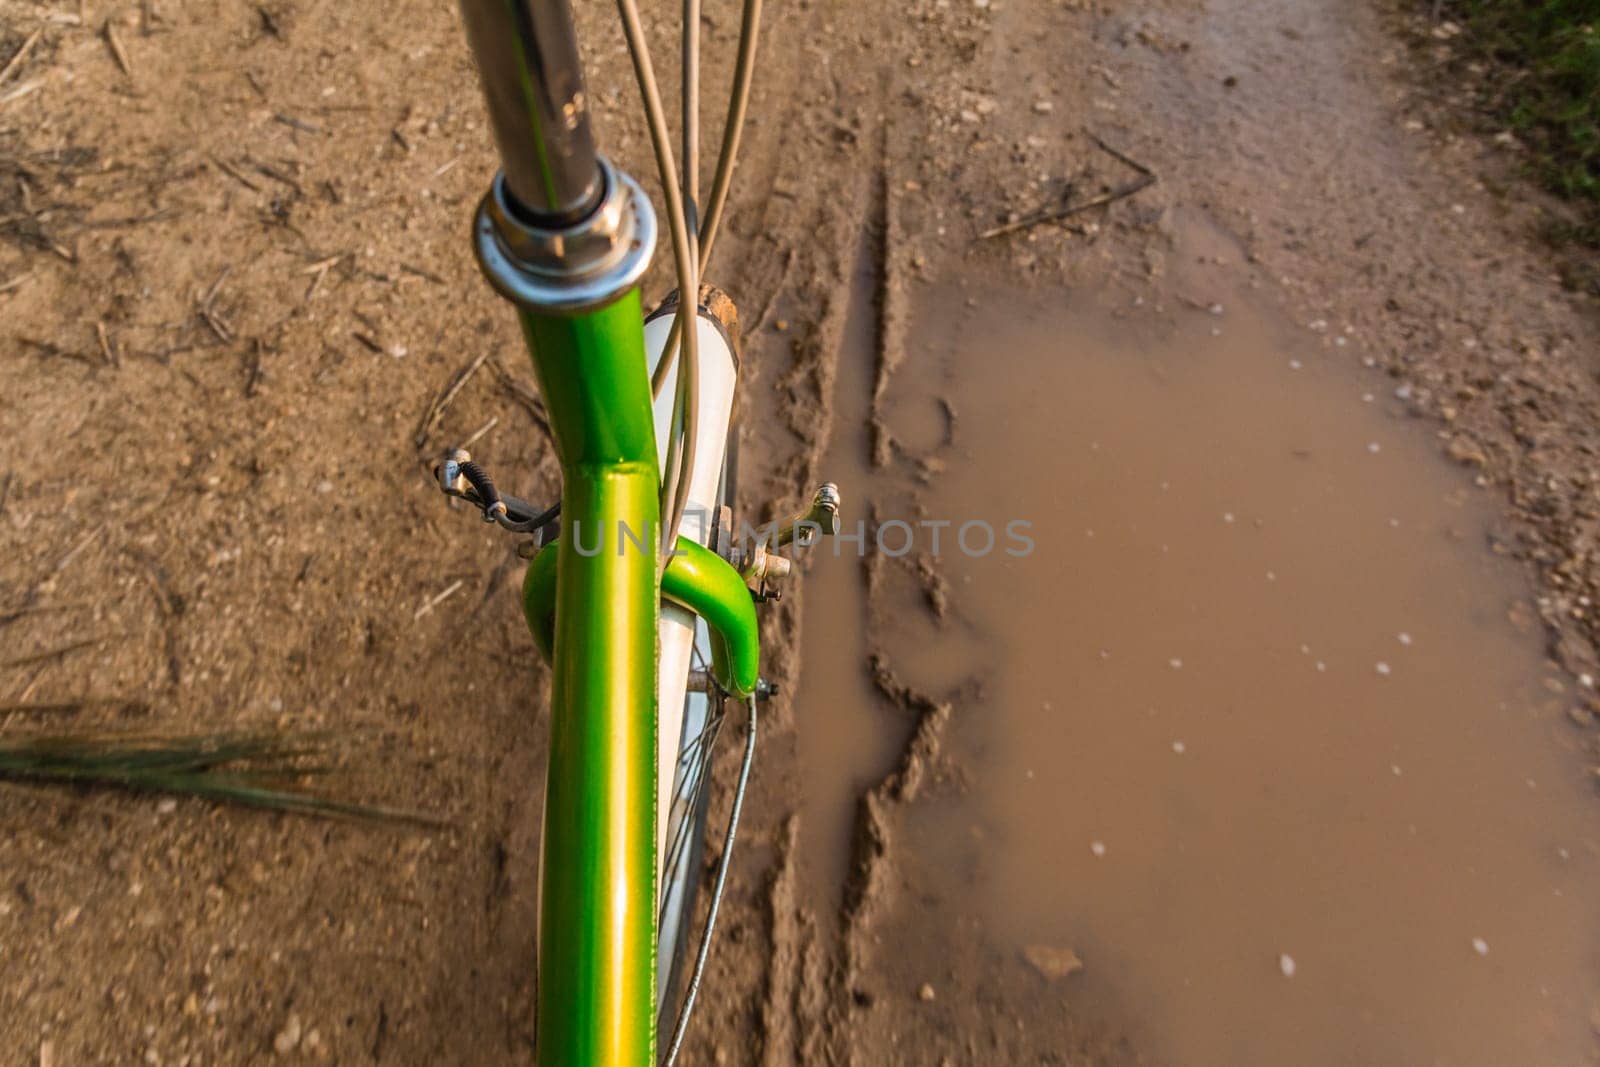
xmin=0 ymin=730 xmax=445 ymax=826
xmin=0 ymin=77 xmax=43 ymax=107
xmin=0 ymin=28 xmax=43 ymax=86
xmin=1 ymin=636 xmax=103 ymax=668
xmin=0 ymin=697 xmax=150 ymax=717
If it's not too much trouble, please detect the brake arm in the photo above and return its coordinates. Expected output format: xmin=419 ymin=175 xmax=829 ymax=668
xmin=522 ymin=535 xmax=759 ymax=700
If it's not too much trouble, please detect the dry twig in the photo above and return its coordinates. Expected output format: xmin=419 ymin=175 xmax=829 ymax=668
xmin=0 ymin=78 xmax=44 ymax=108
xmin=95 ymin=321 xmax=119 ymax=367
xmin=1 ymin=636 xmax=104 ymax=670
xmin=249 ymin=157 xmax=302 ymax=195
xmin=414 ymin=350 xmax=491 ymax=448
xmin=211 ymin=155 xmax=260 ymax=192
xmin=490 ymin=358 xmax=552 ymax=438
xmin=0 ymin=28 xmax=43 ymax=85
xmin=978 ymin=130 xmax=1158 ymax=240
xmin=198 ymin=266 xmax=234 ymax=342
xmin=400 ymin=262 xmax=443 ymax=285
xmin=103 ymin=19 xmax=133 ymax=78
xmin=273 ymin=112 xmax=320 ymax=134
xmin=413 ymin=579 xmax=464 ymax=621
xmin=459 ymin=415 xmax=499 ymax=450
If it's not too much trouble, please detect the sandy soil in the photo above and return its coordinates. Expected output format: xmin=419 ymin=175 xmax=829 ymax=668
xmin=1 ymin=0 xmax=1597 ymax=1063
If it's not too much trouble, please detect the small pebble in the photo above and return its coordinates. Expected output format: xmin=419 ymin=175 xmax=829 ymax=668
xmin=1366 ymin=442 xmax=1381 ymax=454
xmin=1023 ymin=944 xmax=1084 ymax=980
xmin=272 ymin=1014 xmax=302 ymax=1056
xmin=1398 ymin=632 xmax=1412 ymax=646
xmin=1279 ymin=953 xmax=1297 ymax=977
xmin=1168 ymin=658 xmax=1183 ymax=669
xmin=1172 ymin=740 xmax=1186 ymax=754
xmin=1375 ymin=662 xmax=1392 ymax=677
xmin=1288 ymin=359 xmax=1303 ymax=370
xmin=918 ymin=983 xmax=936 ymax=1002
xmin=1090 ymin=840 xmax=1107 ymax=858
xmin=1472 ymin=938 xmax=1489 ymax=957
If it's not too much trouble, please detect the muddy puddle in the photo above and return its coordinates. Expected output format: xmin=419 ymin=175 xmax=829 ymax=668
xmin=798 ymin=218 xmax=1600 ymax=1063
xmin=793 ymin=234 xmax=918 ymax=917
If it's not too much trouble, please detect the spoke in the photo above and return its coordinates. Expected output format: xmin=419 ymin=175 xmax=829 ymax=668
xmin=661 ymin=624 xmax=727 ymax=916
xmin=661 ymin=706 xmax=723 ymax=887
xmin=674 ymin=705 xmax=724 ymax=770
xmin=669 ymin=726 xmax=720 ymax=842
xmin=663 ymin=694 xmax=757 ymax=1066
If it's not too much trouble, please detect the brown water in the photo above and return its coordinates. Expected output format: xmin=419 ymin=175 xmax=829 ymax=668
xmin=793 ymin=236 xmax=914 ymax=915
xmin=803 ymin=218 xmax=1600 ymax=1063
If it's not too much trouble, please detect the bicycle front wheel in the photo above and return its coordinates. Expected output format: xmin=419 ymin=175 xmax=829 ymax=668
xmin=645 ymin=290 xmax=743 ymax=1035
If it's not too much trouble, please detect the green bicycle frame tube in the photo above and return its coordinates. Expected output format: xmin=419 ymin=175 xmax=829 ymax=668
xmin=525 ymin=536 xmax=760 ymax=700
xmin=518 ymin=294 xmax=660 ymax=1065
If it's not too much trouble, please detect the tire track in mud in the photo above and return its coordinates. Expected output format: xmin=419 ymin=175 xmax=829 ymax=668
xmin=703 ymin=97 xmax=894 ymax=1061
xmin=771 ymin=132 xmax=986 ymax=1062
xmin=745 ymin=124 xmax=956 ymax=1060
xmin=751 ymin=180 xmax=878 ymax=1063
xmin=838 ymin=207 xmax=986 ymax=1065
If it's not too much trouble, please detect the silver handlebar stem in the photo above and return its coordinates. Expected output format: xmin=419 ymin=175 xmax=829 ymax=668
xmin=458 ymin=0 xmax=604 ymax=224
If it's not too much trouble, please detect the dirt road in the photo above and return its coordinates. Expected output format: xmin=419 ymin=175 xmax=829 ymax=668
xmin=2 ymin=0 xmax=1598 ymax=1063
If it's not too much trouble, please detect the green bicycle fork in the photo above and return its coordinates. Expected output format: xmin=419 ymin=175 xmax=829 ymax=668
xmin=469 ymin=156 xmax=760 ymax=1060
xmin=459 ymin=0 xmax=762 ymax=1053
xmin=517 ymin=295 xmax=662 ymax=1065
